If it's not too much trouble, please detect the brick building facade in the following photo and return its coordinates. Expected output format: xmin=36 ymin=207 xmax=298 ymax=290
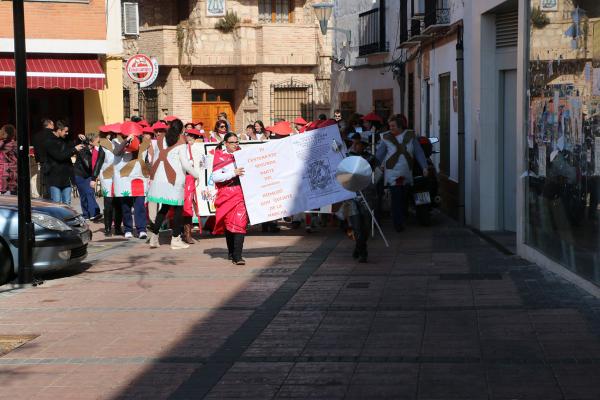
xmin=123 ymin=0 xmax=331 ymax=132
xmin=0 ymin=0 xmax=123 ymax=134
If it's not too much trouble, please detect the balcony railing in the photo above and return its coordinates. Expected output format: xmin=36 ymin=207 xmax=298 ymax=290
xmin=424 ymin=8 xmax=451 ymax=28
xmin=358 ymin=8 xmax=388 ymax=56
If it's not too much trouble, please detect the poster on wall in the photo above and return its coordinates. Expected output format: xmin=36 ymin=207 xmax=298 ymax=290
xmin=234 ymin=125 xmax=355 ymax=226
xmin=540 ymin=0 xmax=558 ymax=11
xmin=207 ymin=0 xmax=226 ymax=17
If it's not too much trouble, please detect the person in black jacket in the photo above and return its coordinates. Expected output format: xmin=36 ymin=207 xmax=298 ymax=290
xmin=74 ymin=132 xmax=104 ymax=221
xmin=45 ymin=121 xmax=84 ymax=205
xmin=33 ymin=118 xmax=55 ymax=198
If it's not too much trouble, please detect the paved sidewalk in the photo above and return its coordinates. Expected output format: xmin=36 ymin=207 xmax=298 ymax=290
xmin=0 ymin=220 xmax=599 ymax=399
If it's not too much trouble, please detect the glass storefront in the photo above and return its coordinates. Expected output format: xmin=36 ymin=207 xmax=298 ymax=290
xmin=526 ymin=0 xmax=600 ymax=285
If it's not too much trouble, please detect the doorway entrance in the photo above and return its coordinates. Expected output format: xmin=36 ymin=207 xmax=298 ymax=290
xmin=191 ymin=90 xmax=235 ymax=132
xmin=500 ymin=69 xmax=517 ymax=232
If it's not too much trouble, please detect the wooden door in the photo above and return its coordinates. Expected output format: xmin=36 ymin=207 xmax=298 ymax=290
xmin=192 ymin=102 xmax=235 ymax=133
xmin=438 ymin=73 xmax=451 ymax=175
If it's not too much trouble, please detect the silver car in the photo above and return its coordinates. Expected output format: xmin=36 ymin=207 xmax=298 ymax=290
xmin=0 ymin=195 xmax=92 ymax=285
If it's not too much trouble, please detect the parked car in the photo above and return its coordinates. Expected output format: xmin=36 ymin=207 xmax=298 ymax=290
xmin=0 ymin=195 xmax=91 ymax=285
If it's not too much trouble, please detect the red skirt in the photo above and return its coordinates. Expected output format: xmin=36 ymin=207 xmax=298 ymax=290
xmin=213 ymin=185 xmax=248 ymax=234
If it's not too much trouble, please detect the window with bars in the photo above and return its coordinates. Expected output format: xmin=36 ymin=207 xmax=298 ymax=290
xmin=373 ymin=89 xmax=393 ymax=123
xmin=259 ymin=0 xmax=294 ymax=23
xmin=138 ymin=89 xmax=158 ymax=124
xmin=270 ymin=79 xmax=314 ymax=123
xmin=123 ymin=89 xmax=130 ymax=119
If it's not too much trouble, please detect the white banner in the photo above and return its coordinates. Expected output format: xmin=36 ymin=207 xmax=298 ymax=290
xmin=234 ymin=124 xmax=354 ymax=225
xmin=191 ymin=141 xmax=265 ymax=217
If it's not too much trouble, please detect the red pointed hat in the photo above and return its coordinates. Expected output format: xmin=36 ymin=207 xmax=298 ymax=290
xmin=163 ymin=115 xmax=179 ymax=122
xmin=362 ymin=112 xmax=384 ymax=123
xmin=185 ymin=128 xmax=203 ymax=137
xmin=99 ymin=122 xmax=122 ymax=133
xmin=120 ymin=121 xmax=143 ymax=136
xmin=138 ymin=120 xmax=150 ymax=127
xmin=152 ymin=121 xmax=168 ymax=131
xmin=293 ymin=117 xmax=308 ymax=125
xmin=142 ymin=126 xmax=155 ymax=134
xmin=268 ymin=121 xmax=294 ymax=136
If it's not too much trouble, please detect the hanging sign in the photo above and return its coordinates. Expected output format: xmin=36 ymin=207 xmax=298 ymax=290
xmin=126 ymin=54 xmax=159 ymax=88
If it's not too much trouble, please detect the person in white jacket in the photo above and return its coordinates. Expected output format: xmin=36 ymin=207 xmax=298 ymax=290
xmin=146 ymin=119 xmax=201 ymax=250
xmin=376 ymin=114 xmax=428 ymax=232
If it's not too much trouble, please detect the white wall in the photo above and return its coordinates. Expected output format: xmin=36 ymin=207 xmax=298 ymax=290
xmin=463 ymin=0 xmax=518 ymax=230
xmin=330 ymin=0 xmax=402 ymax=114
xmin=106 ymin=0 xmax=123 ymax=54
xmin=427 ymin=40 xmax=459 ymax=181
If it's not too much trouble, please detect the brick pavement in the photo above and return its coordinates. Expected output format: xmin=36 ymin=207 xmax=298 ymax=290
xmin=0 ymin=220 xmax=599 ymax=399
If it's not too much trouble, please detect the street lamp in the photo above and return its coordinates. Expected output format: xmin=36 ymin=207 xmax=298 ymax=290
xmin=12 ymin=0 xmax=34 ymax=285
xmin=312 ymin=2 xmax=351 ymax=44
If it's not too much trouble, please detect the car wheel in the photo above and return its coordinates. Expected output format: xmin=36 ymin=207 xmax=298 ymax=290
xmin=0 ymin=239 xmax=14 ymax=285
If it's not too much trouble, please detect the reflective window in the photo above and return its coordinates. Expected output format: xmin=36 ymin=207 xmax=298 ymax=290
xmin=526 ymin=0 xmax=600 ymax=284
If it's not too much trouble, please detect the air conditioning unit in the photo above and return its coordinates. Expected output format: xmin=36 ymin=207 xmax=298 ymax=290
xmin=123 ymin=2 xmax=139 ymax=36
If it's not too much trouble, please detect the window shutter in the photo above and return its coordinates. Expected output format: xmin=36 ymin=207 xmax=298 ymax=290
xmin=123 ymin=2 xmax=140 ymax=36
xmin=496 ymin=11 xmax=518 ymax=48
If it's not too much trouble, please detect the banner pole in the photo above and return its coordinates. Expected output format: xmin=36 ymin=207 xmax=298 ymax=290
xmin=359 ymin=191 xmax=389 ymax=247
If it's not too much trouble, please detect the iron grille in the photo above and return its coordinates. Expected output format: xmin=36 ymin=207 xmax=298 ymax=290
xmin=359 ymin=8 xmax=389 ymax=56
xmin=270 ymin=78 xmax=314 ymax=124
xmin=496 ymin=11 xmax=518 ymax=48
xmin=424 ymin=8 xmax=450 ymax=27
xmin=123 ymin=89 xmax=130 ymax=119
xmin=138 ymin=88 xmax=158 ymax=123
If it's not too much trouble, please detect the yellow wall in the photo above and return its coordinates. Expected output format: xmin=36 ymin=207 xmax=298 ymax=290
xmin=84 ymin=56 xmax=124 ymax=133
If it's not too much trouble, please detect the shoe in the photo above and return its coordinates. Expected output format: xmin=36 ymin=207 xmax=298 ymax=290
xmin=232 ymin=259 xmax=246 ymax=265
xmin=124 ymin=232 xmax=133 ymax=239
xmin=104 ymin=228 xmax=112 ymax=236
xmin=114 ymin=228 xmax=124 ymax=236
xmin=138 ymin=231 xmax=148 ymax=240
xmin=183 ymin=224 xmax=195 ymax=244
xmin=91 ymin=213 xmax=103 ymax=223
xmin=228 ymin=253 xmax=233 ymax=260
xmin=148 ymin=231 xmax=159 ymax=248
xmin=170 ymin=235 xmax=190 ymax=250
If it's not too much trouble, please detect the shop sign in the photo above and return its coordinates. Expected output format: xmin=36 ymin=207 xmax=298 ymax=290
xmin=126 ymin=54 xmax=159 ymax=88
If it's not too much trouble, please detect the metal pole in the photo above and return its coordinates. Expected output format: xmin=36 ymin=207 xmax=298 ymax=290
xmin=456 ymin=25 xmax=466 ymax=226
xmin=13 ymin=0 xmax=34 ymax=284
xmin=359 ymin=191 xmax=389 ymax=247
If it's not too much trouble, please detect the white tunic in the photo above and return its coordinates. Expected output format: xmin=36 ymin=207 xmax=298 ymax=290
xmin=146 ymin=140 xmax=200 ymax=206
xmin=112 ymin=138 xmax=150 ymax=198
xmin=381 ymin=130 xmax=415 ymax=186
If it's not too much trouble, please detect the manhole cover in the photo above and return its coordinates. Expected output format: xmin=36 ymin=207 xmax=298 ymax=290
xmin=347 ymin=282 xmax=370 ymax=289
xmin=0 ymin=334 xmax=39 ymax=357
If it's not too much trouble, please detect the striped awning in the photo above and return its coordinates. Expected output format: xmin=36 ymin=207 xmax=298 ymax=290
xmin=0 ymin=54 xmax=105 ymax=90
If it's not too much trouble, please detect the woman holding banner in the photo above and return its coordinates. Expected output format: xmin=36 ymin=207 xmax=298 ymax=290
xmin=212 ymin=132 xmax=248 ymax=265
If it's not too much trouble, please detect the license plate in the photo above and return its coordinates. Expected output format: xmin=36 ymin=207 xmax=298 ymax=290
xmin=80 ymin=231 xmax=91 ymax=245
xmin=414 ymin=191 xmax=431 ymax=205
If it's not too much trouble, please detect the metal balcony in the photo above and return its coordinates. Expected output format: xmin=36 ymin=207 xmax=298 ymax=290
xmin=358 ymin=8 xmax=389 ymax=56
xmin=422 ymin=8 xmax=451 ymax=35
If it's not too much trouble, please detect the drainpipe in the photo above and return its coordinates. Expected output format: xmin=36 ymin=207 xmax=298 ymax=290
xmin=456 ymin=24 xmax=466 ymax=226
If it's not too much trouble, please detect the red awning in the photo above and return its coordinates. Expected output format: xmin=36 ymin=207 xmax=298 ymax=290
xmin=0 ymin=54 xmax=106 ymax=90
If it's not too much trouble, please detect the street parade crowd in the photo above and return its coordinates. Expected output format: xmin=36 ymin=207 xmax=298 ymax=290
xmin=0 ymin=110 xmax=432 ymax=264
